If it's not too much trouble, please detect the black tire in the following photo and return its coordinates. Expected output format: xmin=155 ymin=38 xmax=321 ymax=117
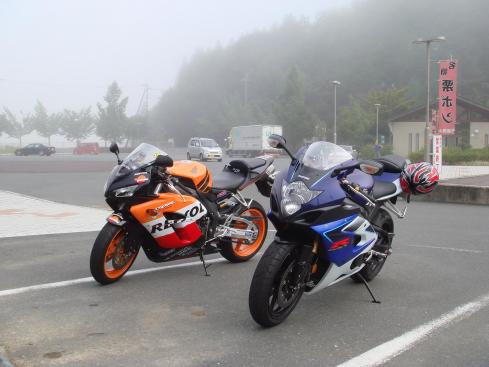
xmin=39 ymin=150 xmax=45 ymax=156
xmin=351 ymin=209 xmax=393 ymax=283
xmin=219 ymin=200 xmax=268 ymax=263
xmin=187 ymin=152 xmax=191 ymax=160
xmin=249 ymin=242 xmax=304 ymax=327
xmin=199 ymin=153 xmax=205 ymax=162
xmin=90 ymin=223 xmax=140 ymax=285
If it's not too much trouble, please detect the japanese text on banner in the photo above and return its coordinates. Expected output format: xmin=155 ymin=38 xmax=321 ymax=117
xmin=438 ymin=60 xmax=457 ymax=135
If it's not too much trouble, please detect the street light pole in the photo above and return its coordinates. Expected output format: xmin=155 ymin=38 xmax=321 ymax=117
xmin=332 ymin=80 xmax=341 ymax=144
xmin=413 ymin=36 xmax=446 ymax=162
xmin=374 ymin=103 xmax=381 ymax=144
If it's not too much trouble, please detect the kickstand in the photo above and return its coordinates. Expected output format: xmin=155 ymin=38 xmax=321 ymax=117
xmin=198 ymin=250 xmax=212 ymax=277
xmin=357 ymin=273 xmax=381 ymax=304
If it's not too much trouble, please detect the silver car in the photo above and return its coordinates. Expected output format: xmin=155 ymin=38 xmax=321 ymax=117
xmin=187 ymin=137 xmax=223 ymax=161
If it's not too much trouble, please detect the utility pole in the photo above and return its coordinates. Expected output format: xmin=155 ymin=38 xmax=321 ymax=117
xmin=332 ymin=80 xmax=341 ymax=144
xmin=375 ymin=103 xmax=381 ymax=144
xmin=413 ymin=36 xmax=446 ymax=162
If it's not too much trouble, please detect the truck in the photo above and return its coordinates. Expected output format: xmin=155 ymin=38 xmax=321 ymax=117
xmin=226 ymin=125 xmax=283 ymax=157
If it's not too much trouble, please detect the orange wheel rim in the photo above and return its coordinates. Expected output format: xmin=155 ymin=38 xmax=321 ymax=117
xmin=103 ymin=230 xmax=137 ymax=279
xmin=232 ymin=208 xmax=266 ymax=257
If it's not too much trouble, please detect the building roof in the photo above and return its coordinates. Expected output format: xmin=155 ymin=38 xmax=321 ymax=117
xmin=390 ymin=96 xmax=489 ymax=122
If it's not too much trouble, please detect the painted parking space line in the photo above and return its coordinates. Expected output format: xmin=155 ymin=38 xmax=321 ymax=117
xmin=336 ymin=292 xmax=489 ymax=367
xmin=404 ymin=244 xmax=483 ymax=254
xmin=0 ymin=257 xmax=228 ymax=298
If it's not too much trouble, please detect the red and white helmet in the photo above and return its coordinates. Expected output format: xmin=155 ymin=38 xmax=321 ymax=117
xmin=400 ymin=162 xmax=439 ymax=194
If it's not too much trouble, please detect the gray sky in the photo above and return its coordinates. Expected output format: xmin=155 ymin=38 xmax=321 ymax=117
xmin=0 ymin=0 xmax=350 ymax=116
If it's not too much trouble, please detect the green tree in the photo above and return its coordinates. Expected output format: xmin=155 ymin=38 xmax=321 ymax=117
xmin=31 ymin=101 xmax=59 ymax=145
xmin=338 ymin=87 xmax=415 ymax=146
xmin=4 ymin=108 xmax=33 ymax=146
xmin=124 ymin=114 xmax=148 ymax=148
xmin=274 ymin=67 xmax=318 ymax=149
xmin=60 ymin=108 xmax=95 ymax=142
xmin=96 ymin=82 xmax=128 ymax=144
xmin=0 ymin=113 xmax=11 ymax=135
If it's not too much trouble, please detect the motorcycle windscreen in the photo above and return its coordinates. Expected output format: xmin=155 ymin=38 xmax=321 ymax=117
xmin=289 ymin=142 xmax=353 ymax=187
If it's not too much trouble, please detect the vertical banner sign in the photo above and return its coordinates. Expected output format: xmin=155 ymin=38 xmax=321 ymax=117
xmin=432 ymin=134 xmax=442 ymax=173
xmin=438 ymin=60 xmax=457 ymax=135
xmin=431 ymin=108 xmax=438 ymax=133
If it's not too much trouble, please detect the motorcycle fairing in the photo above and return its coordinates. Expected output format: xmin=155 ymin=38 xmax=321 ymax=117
xmin=311 ymin=214 xmax=377 ymax=267
xmin=130 ymin=193 xmax=207 ymax=249
xmin=306 ymin=215 xmax=377 ymax=295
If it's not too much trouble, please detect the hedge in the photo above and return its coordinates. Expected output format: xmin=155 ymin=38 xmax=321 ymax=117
xmin=409 ymin=147 xmax=489 ymax=164
xmin=358 ymin=144 xmax=393 ymax=159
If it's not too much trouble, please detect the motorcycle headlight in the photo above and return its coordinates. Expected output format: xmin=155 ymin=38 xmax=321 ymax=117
xmin=281 ymin=181 xmax=321 ymax=216
xmin=113 ymin=185 xmax=139 ymax=197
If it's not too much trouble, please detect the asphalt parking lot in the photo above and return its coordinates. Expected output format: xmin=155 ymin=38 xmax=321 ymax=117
xmin=1 ymin=151 xmax=489 ymax=367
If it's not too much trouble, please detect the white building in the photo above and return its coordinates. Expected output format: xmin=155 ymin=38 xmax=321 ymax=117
xmin=389 ymin=97 xmax=489 ymax=157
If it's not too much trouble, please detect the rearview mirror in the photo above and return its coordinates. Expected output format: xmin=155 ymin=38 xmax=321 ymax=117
xmin=109 ymin=142 xmax=119 ymax=155
xmin=267 ymin=134 xmax=286 ymax=149
xmin=154 ymin=154 xmax=173 ymax=168
xmin=359 ymin=160 xmax=383 ymax=176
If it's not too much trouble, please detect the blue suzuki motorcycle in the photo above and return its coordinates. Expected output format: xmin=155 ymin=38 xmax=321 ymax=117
xmin=249 ymin=135 xmax=410 ymax=327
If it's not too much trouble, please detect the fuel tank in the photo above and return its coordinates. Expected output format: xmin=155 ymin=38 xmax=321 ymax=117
xmin=167 ymin=160 xmax=213 ymax=192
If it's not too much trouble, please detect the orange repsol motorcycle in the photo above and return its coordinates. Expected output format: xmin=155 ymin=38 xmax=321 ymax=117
xmin=90 ymin=143 xmax=275 ymax=285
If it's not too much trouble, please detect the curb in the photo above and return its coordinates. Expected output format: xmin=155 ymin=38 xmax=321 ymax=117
xmin=414 ymin=184 xmax=489 ymax=205
xmin=0 ymin=346 xmax=14 ymax=367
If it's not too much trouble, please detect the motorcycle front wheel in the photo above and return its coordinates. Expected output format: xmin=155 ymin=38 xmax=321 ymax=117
xmin=90 ymin=223 xmax=140 ymax=285
xmin=249 ymin=242 xmax=304 ymax=327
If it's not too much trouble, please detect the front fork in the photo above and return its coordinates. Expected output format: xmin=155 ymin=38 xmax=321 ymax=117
xmin=291 ymin=237 xmax=319 ymax=288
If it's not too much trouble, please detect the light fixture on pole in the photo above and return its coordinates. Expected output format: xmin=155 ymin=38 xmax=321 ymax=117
xmin=413 ymin=36 xmax=446 ymax=162
xmin=374 ymin=103 xmax=381 ymax=145
xmin=332 ymin=80 xmax=341 ymax=144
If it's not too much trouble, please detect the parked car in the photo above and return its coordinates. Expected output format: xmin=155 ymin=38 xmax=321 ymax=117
xmin=73 ymin=142 xmax=100 ymax=155
xmin=15 ymin=143 xmax=55 ymax=156
xmin=187 ymin=137 xmax=222 ymax=161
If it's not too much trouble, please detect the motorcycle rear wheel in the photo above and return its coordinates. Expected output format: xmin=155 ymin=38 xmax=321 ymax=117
xmin=90 ymin=223 xmax=140 ymax=285
xmin=249 ymin=242 xmax=304 ymax=327
xmin=351 ymin=209 xmax=393 ymax=283
xmin=219 ymin=200 xmax=268 ymax=262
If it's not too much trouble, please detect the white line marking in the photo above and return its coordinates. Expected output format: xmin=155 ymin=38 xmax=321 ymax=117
xmin=0 ymin=258 xmax=227 ymax=297
xmin=336 ymin=292 xmax=489 ymax=367
xmin=405 ymin=244 xmax=482 ymax=254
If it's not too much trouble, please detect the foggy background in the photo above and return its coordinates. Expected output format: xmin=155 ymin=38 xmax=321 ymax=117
xmin=0 ymin=1 xmax=346 ymax=113
xmin=1 ymin=0 xmax=487 ymax=150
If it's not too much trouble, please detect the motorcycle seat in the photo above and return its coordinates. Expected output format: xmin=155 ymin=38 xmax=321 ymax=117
xmin=372 ymin=180 xmax=398 ymax=199
xmin=374 ymin=154 xmax=407 ymax=173
xmin=212 ymin=171 xmax=246 ymax=191
xmin=229 ymin=158 xmax=266 ymax=173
